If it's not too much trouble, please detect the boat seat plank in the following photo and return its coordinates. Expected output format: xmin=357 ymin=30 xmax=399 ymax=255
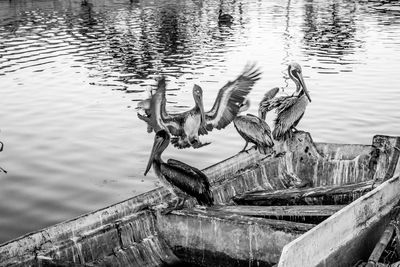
xmin=207 ymin=205 xmax=345 ymax=224
xmin=209 ymin=205 xmax=345 ymax=217
xmin=232 ymin=180 xmax=380 ymax=206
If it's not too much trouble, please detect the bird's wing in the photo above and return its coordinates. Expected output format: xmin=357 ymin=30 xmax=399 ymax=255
xmin=205 ymin=64 xmax=261 ymax=131
xmin=260 ymin=95 xmax=297 ymax=114
xmin=275 ymin=97 xmax=298 ymax=114
xmin=234 ymin=115 xmax=272 ymax=146
xmin=273 ymin=95 xmax=309 ymax=140
xmin=161 ymin=161 xmax=211 ymax=196
xmin=167 ymin=159 xmax=206 ymax=178
xmin=260 ymin=87 xmax=280 ymax=104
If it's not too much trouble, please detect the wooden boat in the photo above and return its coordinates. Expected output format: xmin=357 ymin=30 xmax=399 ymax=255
xmin=1 ymin=131 xmax=400 ymax=267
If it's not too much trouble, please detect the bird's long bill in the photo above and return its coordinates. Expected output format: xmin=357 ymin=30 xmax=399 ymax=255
xmin=199 ymin=96 xmax=206 ymax=125
xmin=298 ymin=73 xmax=311 ymax=102
xmin=144 ymin=137 xmax=162 ymax=176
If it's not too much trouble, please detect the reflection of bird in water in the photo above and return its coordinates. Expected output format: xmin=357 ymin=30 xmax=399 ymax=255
xmin=144 ymin=130 xmax=214 ymax=207
xmin=218 ymin=9 xmax=233 ymax=23
xmin=233 ymin=98 xmax=275 ymax=155
xmin=259 ymin=63 xmax=311 ymax=141
xmin=139 ymin=64 xmax=261 ymax=149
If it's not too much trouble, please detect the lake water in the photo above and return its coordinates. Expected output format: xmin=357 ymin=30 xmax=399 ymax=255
xmin=1 ymin=0 xmax=400 ymax=243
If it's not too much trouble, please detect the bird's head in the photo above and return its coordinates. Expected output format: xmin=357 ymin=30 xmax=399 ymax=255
xmin=136 ymin=99 xmax=151 ymax=111
xmin=193 ymin=84 xmax=206 ymax=123
xmin=239 ymin=98 xmax=250 ymax=113
xmin=288 ymin=62 xmax=311 ymax=102
xmin=144 ymin=130 xmax=170 ymax=176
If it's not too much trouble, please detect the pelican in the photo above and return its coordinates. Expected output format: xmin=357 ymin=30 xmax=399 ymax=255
xmin=144 ymin=130 xmax=214 ymax=207
xmin=233 ymin=91 xmax=277 ymax=154
xmin=149 ymin=64 xmax=261 ymax=149
xmin=260 ymin=63 xmax=311 ymax=141
xmin=218 ymin=9 xmax=233 ymax=23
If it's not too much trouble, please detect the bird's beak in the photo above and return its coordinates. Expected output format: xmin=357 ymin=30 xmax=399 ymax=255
xmin=199 ymin=95 xmax=205 ymax=125
xmin=194 ymin=85 xmax=206 ymax=125
xmin=144 ymin=136 xmax=162 ymax=176
xmin=297 ymin=72 xmax=311 ymax=102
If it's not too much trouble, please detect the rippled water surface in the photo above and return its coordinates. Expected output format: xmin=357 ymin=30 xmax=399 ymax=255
xmin=1 ymin=0 xmax=400 ymax=243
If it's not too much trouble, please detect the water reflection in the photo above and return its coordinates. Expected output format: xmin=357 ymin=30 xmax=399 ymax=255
xmin=302 ymin=0 xmax=361 ymax=71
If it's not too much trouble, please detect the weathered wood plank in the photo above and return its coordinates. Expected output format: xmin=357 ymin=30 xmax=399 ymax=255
xmin=95 ymin=235 xmax=180 ymax=267
xmin=232 ymin=180 xmax=380 ymax=206
xmin=157 ymin=207 xmax=315 ymax=267
xmin=36 ymin=257 xmax=94 ymax=266
xmin=208 ymin=205 xmax=345 ymax=224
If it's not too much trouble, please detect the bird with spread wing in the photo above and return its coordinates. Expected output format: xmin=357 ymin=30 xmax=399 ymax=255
xmin=137 ymin=64 xmax=262 ymax=149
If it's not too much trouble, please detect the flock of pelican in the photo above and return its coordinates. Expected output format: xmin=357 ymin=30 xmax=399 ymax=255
xmin=137 ymin=62 xmax=311 ymax=208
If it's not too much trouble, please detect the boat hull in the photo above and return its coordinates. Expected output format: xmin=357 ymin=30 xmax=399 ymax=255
xmin=1 ymin=132 xmax=400 ymax=267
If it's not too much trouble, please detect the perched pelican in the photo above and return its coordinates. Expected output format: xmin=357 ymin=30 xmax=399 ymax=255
xmin=260 ymin=63 xmax=311 ymax=141
xmin=144 ymin=130 xmax=214 ymax=207
xmin=233 ymin=96 xmax=275 ymax=154
xmin=149 ymin=64 xmax=261 ymax=149
xmin=218 ymin=9 xmax=233 ymax=23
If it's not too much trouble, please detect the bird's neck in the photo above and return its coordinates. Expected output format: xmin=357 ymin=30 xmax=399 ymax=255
xmin=294 ymin=80 xmax=301 ymax=93
xmin=152 ymin=153 xmax=163 ymax=175
xmin=258 ymin=109 xmax=266 ymax=120
xmin=153 ymin=152 xmax=163 ymax=163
